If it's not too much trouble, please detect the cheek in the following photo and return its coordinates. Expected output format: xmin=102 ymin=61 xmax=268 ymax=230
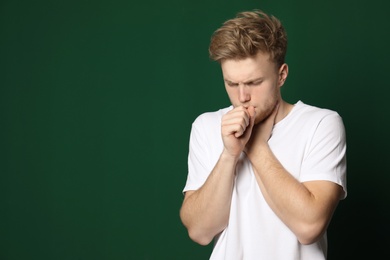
xmin=225 ymin=88 xmax=239 ymax=102
xmin=252 ymin=88 xmax=270 ymax=103
xmin=253 ymin=88 xmax=278 ymax=117
xmin=257 ymin=85 xmax=279 ymax=101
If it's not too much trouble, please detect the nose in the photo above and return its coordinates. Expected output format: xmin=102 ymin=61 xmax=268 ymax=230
xmin=238 ymin=84 xmax=251 ymax=103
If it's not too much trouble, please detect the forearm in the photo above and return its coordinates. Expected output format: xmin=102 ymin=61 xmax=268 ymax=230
xmin=180 ymin=151 xmax=238 ymax=245
xmin=247 ymin=144 xmax=340 ymax=244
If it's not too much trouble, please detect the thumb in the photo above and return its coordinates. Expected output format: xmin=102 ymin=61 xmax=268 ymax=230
xmin=242 ymin=106 xmax=256 ymax=152
xmin=247 ymin=106 xmax=256 ymax=127
xmin=242 ymin=106 xmax=256 ymax=139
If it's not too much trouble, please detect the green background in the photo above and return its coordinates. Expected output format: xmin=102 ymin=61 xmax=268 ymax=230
xmin=1 ymin=0 xmax=389 ymax=259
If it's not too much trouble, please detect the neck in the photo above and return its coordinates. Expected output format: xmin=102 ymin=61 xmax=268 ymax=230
xmin=275 ymin=100 xmax=293 ymax=124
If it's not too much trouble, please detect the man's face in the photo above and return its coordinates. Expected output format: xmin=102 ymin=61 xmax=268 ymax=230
xmin=221 ymin=52 xmax=286 ymax=125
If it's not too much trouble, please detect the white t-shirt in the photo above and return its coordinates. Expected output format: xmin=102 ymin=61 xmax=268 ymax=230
xmin=183 ymin=101 xmax=347 ymax=260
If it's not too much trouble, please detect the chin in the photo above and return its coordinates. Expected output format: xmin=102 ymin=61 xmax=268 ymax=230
xmin=254 ymin=108 xmax=273 ymax=124
xmin=254 ymin=114 xmax=266 ymax=125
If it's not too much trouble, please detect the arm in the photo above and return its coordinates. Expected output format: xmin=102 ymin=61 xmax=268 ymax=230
xmin=180 ymin=152 xmax=237 ymax=245
xmin=180 ymin=106 xmax=256 ymax=245
xmin=245 ymin=104 xmax=345 ymax=245
xmin=248 ymin=144 xmax=343 ymax=244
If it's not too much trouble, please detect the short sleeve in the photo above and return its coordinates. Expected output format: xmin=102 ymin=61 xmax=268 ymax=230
xmin=182 ymin=116 xmax=212 ymax=193
xmin=300 ymin=113 xmax=347 ymax=199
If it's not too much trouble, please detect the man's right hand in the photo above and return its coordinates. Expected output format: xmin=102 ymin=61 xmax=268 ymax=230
xmin=221 ymin=106 xmax=256 ymax=158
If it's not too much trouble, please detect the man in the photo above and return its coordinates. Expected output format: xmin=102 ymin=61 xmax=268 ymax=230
xmin=180 ymin=10 xmax=347 ymax=260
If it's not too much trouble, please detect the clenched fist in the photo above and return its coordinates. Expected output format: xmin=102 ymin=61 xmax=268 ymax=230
xmin=221 ymin=106 xmax=256 ymax=158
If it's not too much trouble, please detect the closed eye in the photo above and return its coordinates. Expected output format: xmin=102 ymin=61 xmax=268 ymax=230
xmin=224 ymin=78 xmax=263 ymax=87
xmin=225 ymin=80 xmax=239 ymax=87
xmin=246 ymin=79 xmax=263 ymax=86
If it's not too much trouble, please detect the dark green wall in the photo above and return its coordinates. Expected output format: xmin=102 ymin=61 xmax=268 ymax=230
xmin=1 ymin=0 xmax=389 ymax=259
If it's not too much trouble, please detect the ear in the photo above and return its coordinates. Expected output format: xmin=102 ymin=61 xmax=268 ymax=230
xmin=278 ymin=63 xmax=288 ymax=87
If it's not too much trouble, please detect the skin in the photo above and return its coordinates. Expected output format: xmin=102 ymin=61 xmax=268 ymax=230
xmin=179 ymin=51 xmax=344 ymax=246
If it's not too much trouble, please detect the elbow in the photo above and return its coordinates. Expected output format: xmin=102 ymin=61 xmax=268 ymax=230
xmin=295 ymin=222 xmax=327 ymax=245
xmin=180 ymin=212 xmax=214 ymax=246
xmin=187 ymin=228 xmax=214 ymax=246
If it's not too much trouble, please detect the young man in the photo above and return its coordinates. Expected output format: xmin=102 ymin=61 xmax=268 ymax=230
xmin=180 ymin=10 xmax=347 ymax=260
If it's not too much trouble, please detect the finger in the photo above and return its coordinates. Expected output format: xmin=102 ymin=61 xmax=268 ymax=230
xmin=240 ymin=106 xmax=256 ymax=139
xmin=222 ymin=116 xmax=249 ymax=130
xmin=221 ymin=106 xmax=253 ymax=138
xmin=222 ymin=123 xmax=246 ymax=138
xmin=222 ymin=110 xmax=250 ymax=130
xmin=225 ymin=108 xmax=250 ymax=126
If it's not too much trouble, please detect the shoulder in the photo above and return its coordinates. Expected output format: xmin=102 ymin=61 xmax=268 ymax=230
xmin=292 ymin=101 xmax=346 ymax=146
xmin=192 ymin=106 xmax=232 ymax=128
xmin=295 ymin=101 xmax=341 ymax=117
xmin=292 ymin=101 xmax=344 ymax=126
xmin=189 ymin=106 xmax=232 ymax=145
xmin=188 ymin=107 xmax=228 ymax=155
xmin=279 ymin=101 xmax=345 ymax=138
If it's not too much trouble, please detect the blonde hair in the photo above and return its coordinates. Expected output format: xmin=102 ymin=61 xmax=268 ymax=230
xmin=209 ymin=10 xmax=287 ymax=68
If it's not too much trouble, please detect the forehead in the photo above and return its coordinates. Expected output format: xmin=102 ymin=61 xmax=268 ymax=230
xmin=221 ymin=52 xmax=276 ymax=82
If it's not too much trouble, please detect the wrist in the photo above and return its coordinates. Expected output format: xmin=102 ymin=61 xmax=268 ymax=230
xmin=220 ymin=149 xmax=241 ymax=164
xmin=245 ymin=142 xmax=269 ymax=159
